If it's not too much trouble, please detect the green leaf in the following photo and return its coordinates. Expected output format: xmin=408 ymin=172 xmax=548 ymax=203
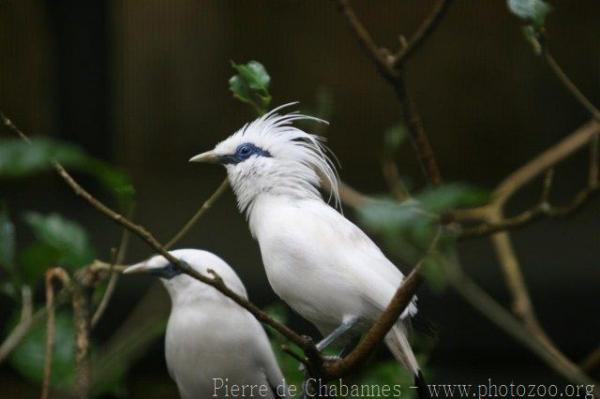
xmin=507 ymin=0 xmax=551 ymax=28
xmin=229 ymin=60 xmax=272 ymax=115
xmin=24 ymin=212 xmax=95 ymax=269
xmin=0 ymin=138 xmax=135 ymax=207
xmin=18 ymin=243 xmax=61 ymax=285
xmin=358 ymin=184 xmax=485 ymax=263
xmin=0 ymin=138 xmax=87 ymax=177
xmin=0 ymin=204 xmax=16 ymax=272
xmin=383 ymin=124 xmax=408 ymax=155
xmin=10 ymin=311 xmax=76 ymax=388
xmin=417 ymin=183 xmax=489 ymax=214
xmin=235 ymin=60 xmax=270 ymax=91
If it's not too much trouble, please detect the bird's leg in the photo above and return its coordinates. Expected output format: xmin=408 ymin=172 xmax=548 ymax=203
xmin=316 ymin=317 xmax=359 ymax=352
xmin=300 ymin=319 xmax=360 ymax=399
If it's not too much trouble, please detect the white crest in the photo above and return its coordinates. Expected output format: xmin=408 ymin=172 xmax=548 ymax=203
xmin=213 ymin=103 xmax=341 ymax=214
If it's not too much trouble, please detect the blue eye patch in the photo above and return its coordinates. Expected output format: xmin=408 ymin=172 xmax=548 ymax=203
xmin=219 ymin=143 xmax=271 ymax=164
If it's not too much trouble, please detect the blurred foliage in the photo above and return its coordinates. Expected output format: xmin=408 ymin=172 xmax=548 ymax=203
xmin=0 ymin=136 xmax=137 ymax=396
xmin=24 ymin=212 xmax=95 ymax=270
xmin=359 ymin=184 xmax=488 ymax=290
xmin=10 ymin=311 xmax=76 ymax=389
xmin=229 ymin=60 xmax=272 ymax=115
xmin=0 ymin=137 xmax=134 ymax=207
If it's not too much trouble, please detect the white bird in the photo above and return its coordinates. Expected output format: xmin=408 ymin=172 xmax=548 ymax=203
xmin=124 ymin=249 xmax=288 ymax=399
xmin=190 ymin=104 xmax=426 ymax=389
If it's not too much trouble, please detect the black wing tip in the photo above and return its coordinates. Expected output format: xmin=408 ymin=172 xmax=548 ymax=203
xmin=414 ymin=371 xmax=431 ymax=399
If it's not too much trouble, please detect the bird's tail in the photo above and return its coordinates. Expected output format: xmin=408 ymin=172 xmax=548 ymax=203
xmin=385 ymin=322 xmax=431 ymax=399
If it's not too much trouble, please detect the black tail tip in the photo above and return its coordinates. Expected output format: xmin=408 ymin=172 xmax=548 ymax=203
xmin=414 ymin=371 xmax=431 ymax=399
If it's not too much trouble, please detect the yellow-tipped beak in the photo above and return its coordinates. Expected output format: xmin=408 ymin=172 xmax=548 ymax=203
xmin=189 ymin=151 xmax=219 ymax=163
xmin=122 ymin=262 xmax=149 ymax=275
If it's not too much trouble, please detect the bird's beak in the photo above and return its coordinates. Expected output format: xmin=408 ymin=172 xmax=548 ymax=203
xmin=189 ymin=151 xmax=219 ymax=164
xmin=122 ymin=261 xmax=150 ymax=275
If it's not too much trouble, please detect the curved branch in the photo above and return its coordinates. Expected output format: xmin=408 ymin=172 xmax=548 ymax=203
xmin=393 ymin=0 xmax=454 ymax=65
xmin=460 ymin=183 xmax=599 ymax=239
xmin=41 ymin=268 xmax=72 ymax=399
xmin=494 ymin=120 xmax=600 ymax=206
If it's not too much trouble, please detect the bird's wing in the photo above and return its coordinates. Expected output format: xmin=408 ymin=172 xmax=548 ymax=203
xmin=304 ymin=202 xmax=418 ymax=319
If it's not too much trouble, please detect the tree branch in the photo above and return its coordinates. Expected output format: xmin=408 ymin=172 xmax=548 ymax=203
xmin=459 ymin=183 xmax=599 ymax=239
xmin=71 ymin=279 xmax=92 ymax=399
xmin=392 ymin=0 xmax=454 ymax=66
xmin=41 ymin=268 xmax=72 ymax=399
xmin=334 ymin=0 xmax=443 ymax=186
xmin=543 ymin=47 xmax=600 ymax=123
xmin=456 ymin=119 xmax=600 ymax=236
xmin=494 ymin=120 xmax=600 ymax=206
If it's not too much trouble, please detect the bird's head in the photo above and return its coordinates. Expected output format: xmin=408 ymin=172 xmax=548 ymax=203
xmin=190 ymin=103 xmax=340 ymax=214
xmin=123 ymin=249 xmax=247 ymax=303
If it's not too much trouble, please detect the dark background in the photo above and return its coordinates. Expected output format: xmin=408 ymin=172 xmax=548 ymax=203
xmin=0 ymin=0 xmax=598 ymax=397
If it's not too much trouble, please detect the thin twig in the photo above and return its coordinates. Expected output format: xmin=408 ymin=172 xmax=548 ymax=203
xmin=392 ymin=0 xmax=454 ymax=66
xmin=71 ymin=283 xmax=92 ymax=399
xmin=165 ymin=178 xmax=229 ymax=249
xmin=459 ymin=183 xmax=599 ymax=239
xmin=0 ymin=287 xmax=35 ymax=364
xmin=493 ymin=120 xmax=600 ymax=206
xmin=543 ymin=49 xmax=600 ymax=122
xmin=41 ymin=268 xmax=72 ymax=399
xmin=91 ymin=223 xmax=131 ymax=327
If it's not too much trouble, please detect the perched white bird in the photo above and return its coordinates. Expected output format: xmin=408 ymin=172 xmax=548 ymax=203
xmin=124 ymin=249 xmax=287 ymax=399
xmin=190 ymin=104 xmax=426 ymax=388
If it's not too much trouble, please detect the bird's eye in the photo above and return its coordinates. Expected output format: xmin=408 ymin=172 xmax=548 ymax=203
xmin=239 ymin=145 xmax=251 ymax=155
xmin=236 ymin=144 xmax=254 ymax=159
